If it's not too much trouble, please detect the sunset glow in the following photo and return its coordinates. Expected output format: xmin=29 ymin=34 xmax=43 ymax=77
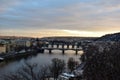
xmin=0 ymin=0 xmax=120 ymax=37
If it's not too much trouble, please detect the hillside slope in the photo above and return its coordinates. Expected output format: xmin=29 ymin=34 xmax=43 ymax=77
xmin=96 ymin=32 xmax=120 ymax=41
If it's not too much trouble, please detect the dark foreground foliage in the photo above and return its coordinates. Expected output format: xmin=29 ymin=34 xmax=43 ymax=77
xmin=0 ymin=58 xmax=65 ymax=80
xmin=81 ymin=42 xmax=120 ymax=80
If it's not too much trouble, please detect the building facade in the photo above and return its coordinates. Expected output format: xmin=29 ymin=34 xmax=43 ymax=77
xmin=0 ymin=44 xmax=6 ymax=54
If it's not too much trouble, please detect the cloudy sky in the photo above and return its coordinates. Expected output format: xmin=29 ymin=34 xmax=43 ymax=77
xmin=0 ymin=0 xmax=120 ymax=37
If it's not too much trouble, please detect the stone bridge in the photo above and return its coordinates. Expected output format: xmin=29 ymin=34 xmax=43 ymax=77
xmin=41 ymin=41 xmax=83 ymax=54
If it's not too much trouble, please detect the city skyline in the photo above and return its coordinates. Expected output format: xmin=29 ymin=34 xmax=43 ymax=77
xmin=0 ymin=0 xmax=120 ymax=37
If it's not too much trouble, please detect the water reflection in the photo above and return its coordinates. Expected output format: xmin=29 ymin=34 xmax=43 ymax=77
xmin=0 ymin=51 xmax=82 ymax=75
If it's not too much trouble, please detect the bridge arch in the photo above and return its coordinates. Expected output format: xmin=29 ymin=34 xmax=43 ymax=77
xmin=42 ymin=41 xmax=83 ymax=54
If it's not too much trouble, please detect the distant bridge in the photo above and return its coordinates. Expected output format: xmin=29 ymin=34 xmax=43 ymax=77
xmin=41 ymin=41 xmax=83 ymax=54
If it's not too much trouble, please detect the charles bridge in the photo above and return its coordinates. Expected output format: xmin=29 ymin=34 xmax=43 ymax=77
xmin=41 ymin=41 xmax=84 ymax=54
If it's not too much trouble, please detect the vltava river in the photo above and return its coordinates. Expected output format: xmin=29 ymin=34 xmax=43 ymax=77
xmin=0 ymin=50 xmax=83 ymax=75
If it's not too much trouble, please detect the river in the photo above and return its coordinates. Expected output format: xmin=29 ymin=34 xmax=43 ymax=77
xmin=0 ymin=50 xmax=83 ymax=75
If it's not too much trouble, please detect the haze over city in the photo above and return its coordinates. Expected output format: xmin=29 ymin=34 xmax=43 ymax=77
xmin=0 ymin=0 xmax=120 ymax=37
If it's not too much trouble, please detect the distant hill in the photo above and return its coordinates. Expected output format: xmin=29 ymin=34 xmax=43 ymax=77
xmin=40 ymin=36 xmax=97 ymax=42
xmin=96 ymin=32 xmax=120 ymax=41
xmin=0 ymin=36 xmax=34 ymax=39
xmin=0 ymin=36 xmax=97 ymax=41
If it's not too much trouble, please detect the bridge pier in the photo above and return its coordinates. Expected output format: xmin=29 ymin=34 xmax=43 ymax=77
xmin=62 ymin=44 xmax=64 ymax=49
xmin=51 ymin=45 xmax=54 ymax=48
xmin=62 ymin=50 xmax=65 ymax=54
xmin=49 ymin=49 xmax=52 ymax=53
xmin=67 ymin=45 xmax=69 ymax=48
xmin=72 ymin=45 xmax=74 ymax=48
xmin=75 ymin=49 xmax=78 ymax=55
xmin=57 ymin=44 xmax=59 ymax=48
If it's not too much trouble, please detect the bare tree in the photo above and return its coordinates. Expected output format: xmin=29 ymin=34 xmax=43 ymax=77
xmin=67 ymin=57 xmax=79 ymax=72
xmin=0 ymin=58 xmax=66 ymax=80
xmin=0 ymin=62 xmax=50 ymax=80
xmin=49 ymin=58 xmax=65 ymax=80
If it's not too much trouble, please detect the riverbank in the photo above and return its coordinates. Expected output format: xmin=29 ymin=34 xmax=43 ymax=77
xmin=0 ymin=49 xmax=44 ymax=63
